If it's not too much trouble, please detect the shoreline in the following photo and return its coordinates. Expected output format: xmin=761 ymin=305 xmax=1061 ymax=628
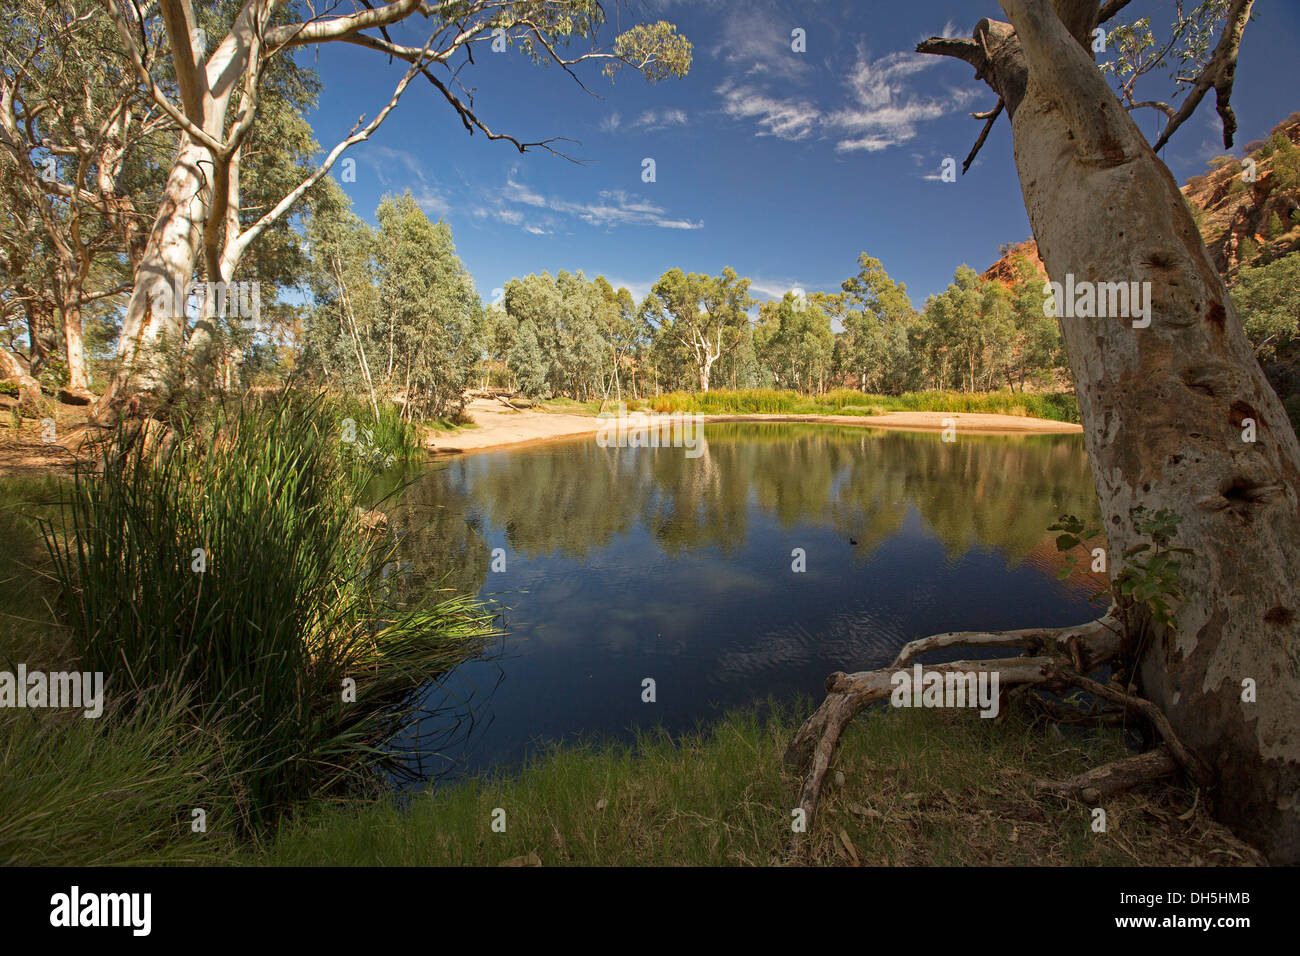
xmin=424 ymin=398 xmax=1083 ymax=455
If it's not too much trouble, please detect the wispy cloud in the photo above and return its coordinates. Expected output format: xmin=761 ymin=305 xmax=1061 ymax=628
xmin=716 ymin=79 xmax=820 ymax=141
xmin=714 ymin=27 xmax=978 ymax=154
xmin=600 ymin=108 xmax=689 ymax=134
xmin=479 ymin=174 xmax=703 ymax=233
xmin=357 ymin=144 xmax=429 ymax=186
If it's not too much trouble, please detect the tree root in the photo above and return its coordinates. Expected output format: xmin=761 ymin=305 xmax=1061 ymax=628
xmin=1035 ymin=747 xmax=1179 ymax=803
xmin=784 ymin=609 xmax=1155 ymax=854
xmin=1045 ymin=666 xmax=1215 ymax=790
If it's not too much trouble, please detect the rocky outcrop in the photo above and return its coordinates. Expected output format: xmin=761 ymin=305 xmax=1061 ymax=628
xmin=984 ymin=111 xmax=1300 ymax=281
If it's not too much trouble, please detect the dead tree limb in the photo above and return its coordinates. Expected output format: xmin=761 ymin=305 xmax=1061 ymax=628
xmin=784 ymin=610 xmax=1125 ymax=853
xmin=963 ymin=99 xmax=1003 ymax=174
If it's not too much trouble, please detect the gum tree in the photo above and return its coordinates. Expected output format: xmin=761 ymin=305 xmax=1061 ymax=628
xmin=642 ymin=267 xmax=754 ymax=393
xmin=95 ymin=0 xmax=690 ymax=414
xmin=789 ymin=0 xmax=1300 ymax=864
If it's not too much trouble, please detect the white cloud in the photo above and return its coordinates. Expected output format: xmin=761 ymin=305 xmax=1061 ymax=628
xmin=714 ymin=32 xmax=982 ymax=155
xmin=716 ymin=79 xmax=820 ymax=141
xmin=358 ymin=144 xmax=429 ymax=186
xmin=488 ymin=177 xmax=703 ymax=232
xmin=601 ymin=108 xmax=688 ymax=133
xmin=712 ymin=3 xmax=813 ymax=79
xmin=412 ymin=185 xmax=451 ymax=218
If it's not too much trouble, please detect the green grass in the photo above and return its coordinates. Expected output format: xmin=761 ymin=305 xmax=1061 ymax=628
xmin=618 ymin=389 xmax=1080 ymax=423
xmin=326 ymin=394 xmax=426 ymax=463
xmin=40 ymin=394 xmax=496 ymax=832
xmin=251 ymin=702 xmax=1245 ymax=866
xmin=0 ymin=694 xmax=238 ymax=866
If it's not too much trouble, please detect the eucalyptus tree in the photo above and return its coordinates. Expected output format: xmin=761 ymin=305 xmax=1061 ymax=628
xmin=1229 ymin=252 xmax=1300 ymax=362
xmin=792 ymin=0 xmax=1300 ymax=863
xmin=1002 ymin=253 xmax=1063 ymax=390
xmin=0 ymin=1 xmax=173 ymax=399
xmin=642 ymin=267 xmax=753 ymax=393
xmin=755 ymin=293 xmax=833 ymax=393
xmin=94 ymin=0 xmax=690 ymax=413
xmin=301 ymin=178 xmax=383 ymax=403
xmin=837 ymin=255 xmax=920 ymax=394
xmin=375 ymin=192 xmax=483 ymax=419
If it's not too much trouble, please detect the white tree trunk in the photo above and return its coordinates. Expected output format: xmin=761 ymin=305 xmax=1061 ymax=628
xmin=978 ymin=1 xmax=1300 ymax=862
xmin=98 ymin=135 xmax=212 ymax=410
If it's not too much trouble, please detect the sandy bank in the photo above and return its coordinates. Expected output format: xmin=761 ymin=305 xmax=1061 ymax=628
xmin=424 ymin=399 xmax=1082 ymax=455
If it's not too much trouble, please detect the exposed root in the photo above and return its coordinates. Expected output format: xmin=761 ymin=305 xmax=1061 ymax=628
xmin=888 ymin=615 xmax=1122 ymax=670
xmin=1046 ymin=667 xmax=1215 ymax=790
xmin=786 ymin=609 xmax=1131 ymax=855
xmin=1035 ymin=747 xmax=1179 ymax=803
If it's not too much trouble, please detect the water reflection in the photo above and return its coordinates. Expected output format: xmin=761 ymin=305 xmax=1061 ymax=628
xmin=387 ymin=423 xmax=1105 ymax=784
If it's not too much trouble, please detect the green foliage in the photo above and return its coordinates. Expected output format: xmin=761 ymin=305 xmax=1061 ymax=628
xmin=645 ymin=387 xmax=1078 ymax=422
xmin=1229 ymin=251 xmax=1300 ymax=360
xmin=1051 ymin=505 xmax=1189 ymax=629
xmin=1046 ymin=513 xmax=1103 ymax=579
xmin=302 ymin=187 xmax=483 ymax=420
xmin=1268 ymin=132 xmax=1300 ymax=192
xmin=642 ymin=267 xmax=754 ymax=393
xmin=42 ymin=394 xmax=494 ymax=830
xmin=0 ymin=694 xmax=236 ymax=865
xmin=252 ymin=702 xmax=1211 ymax=867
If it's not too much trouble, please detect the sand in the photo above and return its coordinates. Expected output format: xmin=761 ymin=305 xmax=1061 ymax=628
xmin=424 ymin=398 xmax=1083 ymax=455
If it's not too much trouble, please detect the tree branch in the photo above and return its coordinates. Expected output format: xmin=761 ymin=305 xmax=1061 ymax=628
xmin=1151 ymin=0 xmax=1255 ymax=152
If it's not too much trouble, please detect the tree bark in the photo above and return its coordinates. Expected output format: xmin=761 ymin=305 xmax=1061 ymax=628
xmin=97 ymin=135 xmax=212 ymax=412
xmin=920 ymin=1 xmax=1300 ymax=862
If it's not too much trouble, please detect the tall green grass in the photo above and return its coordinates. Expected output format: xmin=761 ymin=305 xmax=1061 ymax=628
xmin=326 ymin=394 xmax=424 ymax=466
xmin=644 ymin=388 xmax=1079 ymax=423
xmin=42 ymin=394 xmax=495 ymax=831
xmin=0 ymin=693 xmax=237 ymax=865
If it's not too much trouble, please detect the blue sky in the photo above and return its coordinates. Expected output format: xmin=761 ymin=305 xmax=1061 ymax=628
xmin=303 ymin=0 xmax=1300 ymax=308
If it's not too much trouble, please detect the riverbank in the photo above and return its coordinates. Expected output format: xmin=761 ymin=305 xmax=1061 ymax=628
xmin=425 ymin=397 xmax=1083 ymax=455
xmin=0 ymin=468 xmax=1259 ymax=867
xmin=253 ymin=702 xmax=1258 ymax=866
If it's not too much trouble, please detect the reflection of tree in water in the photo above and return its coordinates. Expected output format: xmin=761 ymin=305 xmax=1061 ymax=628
xmin=379 ymin=464 xmax=491 ymax=602
xmin=405 ymin=424 xmax=1100 ymax=573
xmin=902 ymin=433 xmax=1100 ymax=562
xmin=642 ymin=436 xmax=752 ymax=556
xmin=459 ymin=444 xmax=649 ymax=559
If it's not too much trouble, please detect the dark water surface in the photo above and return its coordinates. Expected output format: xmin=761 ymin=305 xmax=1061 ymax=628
xmin=382 ymin=422 xmax=1104 ymax=785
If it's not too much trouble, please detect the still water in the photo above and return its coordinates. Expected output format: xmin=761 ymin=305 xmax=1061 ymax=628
xmin=381 ymin=423 xmax=1104 ymax=784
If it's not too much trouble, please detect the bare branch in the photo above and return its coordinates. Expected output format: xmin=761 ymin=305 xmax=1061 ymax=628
xmin=1127 ymin=99 xmax=1176 ymax=119
xmin=1152 ymin=0 xmax=1255 ymax=152
xmin=1098 ymin=0 xmax=1135 ymax=26
xmin=963 ymin=98 xmax=1003 ymax=174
